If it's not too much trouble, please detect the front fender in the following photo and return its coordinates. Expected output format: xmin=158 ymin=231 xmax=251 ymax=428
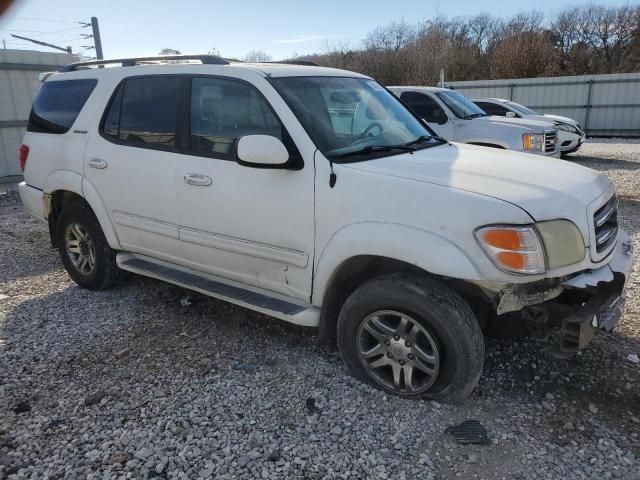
xmin=312 ymin=221 xmax=482 ymax=305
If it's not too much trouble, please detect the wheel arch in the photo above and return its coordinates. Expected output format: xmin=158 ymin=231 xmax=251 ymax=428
xmin=43 ymin=173 xmax=121 ymax=250
xmin=314 ymin=222 xmax=486 ymax=341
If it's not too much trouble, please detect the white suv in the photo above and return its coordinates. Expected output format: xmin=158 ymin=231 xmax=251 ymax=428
xmin=18 ymin=55 xmax=633 ymax=403
xmin=389 ymin=86 xmax=560 ymax=157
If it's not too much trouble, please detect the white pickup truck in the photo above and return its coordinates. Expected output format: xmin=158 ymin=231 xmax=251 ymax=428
xmin=389 ymin=86 xmax=560 ymax=157
xmin=472 ymin=98 xmax=586 ymax=156
xmin=19 ymin=55 xmax=632 ymax=403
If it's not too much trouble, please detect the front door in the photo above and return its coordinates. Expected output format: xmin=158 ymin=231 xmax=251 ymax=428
xmin=84 ymin=75 xmax=186 ymax=263
xmin=175 ymin=76 xmax=315 ymax=301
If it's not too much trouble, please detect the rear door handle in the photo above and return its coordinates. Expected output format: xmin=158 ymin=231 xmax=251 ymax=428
xmin=88 ymin=158 xmax=108 ymax=169
xmin=184 ymin=173 xmax=212 ymax=187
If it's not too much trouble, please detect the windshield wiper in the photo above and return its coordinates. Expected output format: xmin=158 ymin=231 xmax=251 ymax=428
xmin=334 ymin=144 xmax=416 ymax=160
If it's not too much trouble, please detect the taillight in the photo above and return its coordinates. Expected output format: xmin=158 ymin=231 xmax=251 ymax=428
xmin=19 ymin=144 xmax=29 ymax=171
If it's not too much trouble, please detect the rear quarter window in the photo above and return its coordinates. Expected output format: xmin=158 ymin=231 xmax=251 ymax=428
xmin=28 ymin=79 xmax=97 ymax=134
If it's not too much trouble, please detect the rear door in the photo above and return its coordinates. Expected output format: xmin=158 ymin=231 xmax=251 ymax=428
xmin=84 ymin=75 xmax=187 ymax=262
xmin=174 ymin=75 xmax=315 ymax=301
xmin=399 ymin=91 xmax=454 ymax=139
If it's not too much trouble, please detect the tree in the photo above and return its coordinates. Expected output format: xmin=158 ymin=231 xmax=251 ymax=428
xmin=295 ymin=5 xmax=640 ymax=83
xmin=159 ymin=48 xmax=181 ymax=55
xmin=243 ymin=50 xmax=273 ymax=62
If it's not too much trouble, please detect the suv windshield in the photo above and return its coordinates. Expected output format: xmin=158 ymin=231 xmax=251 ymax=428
xmin=270 ymin=76 xmax=443 ymax=161
xmin=505 ymin=101 xmax=539 ymax=116
xmin=435 ymin=91 xmax=487 ymax=119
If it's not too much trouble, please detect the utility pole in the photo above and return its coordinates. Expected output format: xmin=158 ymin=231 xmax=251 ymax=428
xmin=90 ymin=17 xmax=103 ymax=60
xmin=10 ymin=34 xmax=72 ymax=54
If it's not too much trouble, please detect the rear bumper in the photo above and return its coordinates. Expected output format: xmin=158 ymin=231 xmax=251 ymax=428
xmin=18 ymin=182 xmax=45 ymax=220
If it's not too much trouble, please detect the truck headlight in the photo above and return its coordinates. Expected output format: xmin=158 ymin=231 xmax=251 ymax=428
xmin=475 ymin=226 xmax=545 ymax=274
xmin=475 ymin=221 xmax=586 ymax=274
xmin=536 ymin=220 xmax=585 ymax=268
xmin=522 ymin=133 xmax=545 ymax=152
xmin=555 ymin=122 xmax=579 ymax=135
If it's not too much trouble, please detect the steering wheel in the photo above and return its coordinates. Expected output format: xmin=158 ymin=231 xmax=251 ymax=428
xmin=358 ymin=122 xmax=384 ymax=139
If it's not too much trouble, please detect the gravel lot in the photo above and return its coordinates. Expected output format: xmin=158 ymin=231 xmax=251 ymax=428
xmin=1 ymin=140 xmax=639 ymax=480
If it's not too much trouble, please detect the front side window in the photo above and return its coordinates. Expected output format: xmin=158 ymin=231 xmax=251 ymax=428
xmin=28 ymin=79 xmax=97 ymax=134
xmin=400 ymin=91 xmax=448 ymax=124
xmin=190 ymin=77 xmax=283 ymax=159
xmin=434 ymin=91 xmax=487 ymax=119
xmin=102 ymin=76 xmax=183 ymax=149
xmin=271 ymin=76 xmax=443 ymax=161
xmin=474 ymin=101 xmax=510 ymax=117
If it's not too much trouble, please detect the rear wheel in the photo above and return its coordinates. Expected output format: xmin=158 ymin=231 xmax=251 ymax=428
xmin=337 ymin=273 xmax=484 ymax=403
xmin=56 ymin=201 xmax=122 ymax=290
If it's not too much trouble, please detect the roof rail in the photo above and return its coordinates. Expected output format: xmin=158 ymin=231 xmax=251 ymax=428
xmin=60 ymin=54 xmax=230 ymax=72
xmin=264 ymin=60 xmax=319 ymax=67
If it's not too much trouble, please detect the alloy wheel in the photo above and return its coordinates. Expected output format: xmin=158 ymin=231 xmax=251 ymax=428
xmin=356 ymin=310 xmax=440 ymax=394
xmin=65 ymin=222 xmax=96 ymax=275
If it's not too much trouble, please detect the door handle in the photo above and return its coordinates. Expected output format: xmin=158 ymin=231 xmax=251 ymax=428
xmin=184 ymin=173 xmax=212 ymax=187
xmin=88 ymin=158 xmax=108 ymax=169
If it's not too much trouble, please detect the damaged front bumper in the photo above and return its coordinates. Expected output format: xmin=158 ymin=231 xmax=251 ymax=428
xmin=478 ymin=229 xmax=634 ymax=353
xmin=556 ymin=230 xmax=634 ymax=351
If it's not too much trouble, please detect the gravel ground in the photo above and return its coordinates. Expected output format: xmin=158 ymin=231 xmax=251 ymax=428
xmin=1 ymin=141 xmax=639 ymax=480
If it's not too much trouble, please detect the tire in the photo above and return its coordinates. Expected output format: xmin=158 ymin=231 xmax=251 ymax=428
xmin=337 ymin=273 xmax=484 ymax=404
xmin=56 ymin=201 xmax=122 ymax=290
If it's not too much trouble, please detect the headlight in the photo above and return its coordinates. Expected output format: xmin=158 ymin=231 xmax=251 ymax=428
xmin=555 ymin=122 xmax=579 ymax=134
xmin=475 ymin=225 xmax=545 ymax=274
xmin=475 ymin=221 xmax=586 ymax=274
xmin=522 ymin=133 xmax=545 ymax=152
xmin=536 ymin=220 xmax=585 ymax=268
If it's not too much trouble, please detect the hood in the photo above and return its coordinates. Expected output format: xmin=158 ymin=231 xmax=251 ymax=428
xmin=340 ymin=142 xmax=612 ymax=227
xmin=477 ymin=115 xmax=556 ymax=132
xmin=543 ymin=114 xmax=580 ymax=126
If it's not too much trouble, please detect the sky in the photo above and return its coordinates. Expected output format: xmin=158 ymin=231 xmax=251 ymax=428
xmin=0 ymin=0 xmax=636 ymax=60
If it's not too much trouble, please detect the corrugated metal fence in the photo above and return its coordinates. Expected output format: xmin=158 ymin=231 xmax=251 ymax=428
xmin=0 ymin=49 xmax=77 ymax=183
xmin=446 ymin=73 xmax=640 ymax=137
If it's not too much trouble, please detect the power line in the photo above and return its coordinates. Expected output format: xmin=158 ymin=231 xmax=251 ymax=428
xmin=10 ymin=17 xmax=80 ymax=24
xmin=3 ymin=17 xmax=102 ymax=57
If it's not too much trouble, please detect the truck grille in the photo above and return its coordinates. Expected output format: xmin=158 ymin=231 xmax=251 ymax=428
xmin=593 ymin=194 xmax=618 ymax=253
xmin=544 ymin=130 xmax=557 ymax=153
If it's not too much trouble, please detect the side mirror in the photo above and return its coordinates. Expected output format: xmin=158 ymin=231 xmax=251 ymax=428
xmin=236 ymin=135 xmax=289 ymax=167
xmin=505 ymin=111 xmax=516 ymax=118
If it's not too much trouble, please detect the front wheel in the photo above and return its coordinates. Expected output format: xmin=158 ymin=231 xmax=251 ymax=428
xmin=337 ymin=273 xmax=484 ymax=403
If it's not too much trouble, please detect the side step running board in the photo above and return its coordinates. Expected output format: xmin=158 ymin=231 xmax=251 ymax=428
xmin=116 ymin=253 xmax=319 ymax=327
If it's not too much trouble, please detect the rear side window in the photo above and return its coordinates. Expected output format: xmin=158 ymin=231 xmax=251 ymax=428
xmin=101 ymin=76 xmax=183 ymax=149
xmin=28 ymin=79 xmax=97 ymax=134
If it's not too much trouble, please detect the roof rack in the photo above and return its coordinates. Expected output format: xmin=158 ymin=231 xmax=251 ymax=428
xmin=263 ymin=60 xmax=319 ymax=67
xmin=60 ymin=54 xmax=230 ymax=72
